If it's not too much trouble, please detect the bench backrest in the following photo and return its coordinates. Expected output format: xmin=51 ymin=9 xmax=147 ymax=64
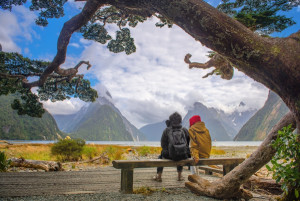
xmin=112 ymin=158 xmax=244 ymax=169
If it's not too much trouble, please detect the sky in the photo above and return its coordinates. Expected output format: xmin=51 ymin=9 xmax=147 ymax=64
xmin=0 ymin=1 xmax=299 ymax=128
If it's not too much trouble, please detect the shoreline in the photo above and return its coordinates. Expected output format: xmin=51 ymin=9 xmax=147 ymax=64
xmin=2 ymin=140 xmax=263 ymax=147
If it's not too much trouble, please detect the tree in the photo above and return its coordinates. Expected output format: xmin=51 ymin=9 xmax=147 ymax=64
xmin=0 ymin=0 xmax=299 ymax=199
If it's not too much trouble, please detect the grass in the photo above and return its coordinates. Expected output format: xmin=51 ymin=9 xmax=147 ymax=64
xmin=0 ymin=144 xmax=255 ymax=163
xmin=0 ymin=144 xmax=161 ymax=162
xmin=211 ymin=147 xmax=226 ymax=155
xmin=0 ymin=144 xmax=56 ymax=161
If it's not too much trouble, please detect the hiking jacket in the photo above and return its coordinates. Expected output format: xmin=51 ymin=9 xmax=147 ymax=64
xmin=160 ymin=125 xmax=190 ymax=159
xmin=188 ymin=121 xmax=211 ymax=159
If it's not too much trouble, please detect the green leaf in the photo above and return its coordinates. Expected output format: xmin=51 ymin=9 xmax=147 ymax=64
xmin=295 ymin=189 xmax=299 ymax=198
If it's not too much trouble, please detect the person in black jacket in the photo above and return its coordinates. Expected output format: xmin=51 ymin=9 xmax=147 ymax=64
xmin=153 ymin=112 xmax=190 ymax=182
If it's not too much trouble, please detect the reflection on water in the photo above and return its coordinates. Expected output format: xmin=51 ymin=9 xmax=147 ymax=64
xmin=5 ymin=140 xmax=262 ymax=147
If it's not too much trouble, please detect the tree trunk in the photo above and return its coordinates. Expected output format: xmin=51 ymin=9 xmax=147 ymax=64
xmin=10 ymin=158 xmax=63 ymax=171
xmin=185 ymin=112 xmax=296 ymax=200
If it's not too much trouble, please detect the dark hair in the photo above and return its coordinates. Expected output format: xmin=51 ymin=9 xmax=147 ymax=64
xmin=169 ymin=112 xmax=182 ymax=126
xmin=165 ymin=120 xmax=170 ymax=127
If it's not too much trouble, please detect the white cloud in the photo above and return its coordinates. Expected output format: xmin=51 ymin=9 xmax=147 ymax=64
xmin=42 ymin=99 xmax=86 ymax=115
xmin=69 ymin=43 xmax=80 ymax=48
xmin=0 ymin=6 xmax=37 ymax=53
xmin=0 ymin=11 xmax=21 ymax=52
xmin=67 ymin=0 xmax=86 ymax=11
xmin=78 ymin=18 xmax=269 ymax=128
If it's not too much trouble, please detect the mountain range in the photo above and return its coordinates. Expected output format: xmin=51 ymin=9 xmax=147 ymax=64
xmin=140 ymin=101 xmax=257 ymax=141
xmin=0 ymin=94 xmax=63 ymax=140
xmin=53 ymin=87 xmax=146 ymax=141
xmin=234 ymin=91 xmax=289 ymax=141
xmin=0 ymin=88 xmax=289 ymax=142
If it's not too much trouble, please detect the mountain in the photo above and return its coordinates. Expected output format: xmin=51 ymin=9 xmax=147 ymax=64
xmin=234 ymin=91 xmax=289 ymax=141
xmin=140 ymin=101 xmax=257 ymax=141
xmin=227 ymin=102 xmax=258 ymax=132
xmin=215 ymin=103 xmax=257 ymax=139
xmin=139 ymin=121 xmax=167 ymax=141
xmin=0 ymin=94 xmax=63 ymax=140
xmin=53 ymin=86 xmax=146 ymax=141
xmin=182 ymin=102 xmax=232 ymax=141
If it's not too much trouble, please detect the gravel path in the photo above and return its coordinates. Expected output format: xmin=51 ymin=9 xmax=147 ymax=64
xmin=0 ymin=166 xmax=221 ymax=201
xmin=0 ymin=166 xmax=274 ymax=201
xmin=0 ymin=146 xmax=275 ymax=200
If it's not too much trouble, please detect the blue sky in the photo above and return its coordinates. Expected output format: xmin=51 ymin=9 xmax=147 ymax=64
xmin=0 ymin=1 xmax=299 ymax=128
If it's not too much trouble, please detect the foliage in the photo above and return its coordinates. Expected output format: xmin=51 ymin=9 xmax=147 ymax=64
xmin=51 ymin=138 xmax=86 ymax=162
xmin=82 ymin=146 xmax=98 ymax=160
xmin=0 ymin=0 xmax=66 ymax=27
xmin=0 ymin=52 xmax=97 ymax=117
xmin=0 ymin=151 xmax=11 ymax=172
xmin=218 ymin=0 xmax=298 ymax=35
xmin=266 ymin=124 xmax=300 ymax=199
xmin=136 ymin=146 xmax=151 ymax=156
xmin=102 ymin=145 xmax=125 ymax=161
xmin=80 ymin=6 xmax=147 ymax=55
xmin=0 ymin=94 xmax=64 ymax=140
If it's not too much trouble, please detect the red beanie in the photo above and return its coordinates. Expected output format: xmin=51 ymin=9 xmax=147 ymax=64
xmin=189 ymin=115 xmax=201 ymax=127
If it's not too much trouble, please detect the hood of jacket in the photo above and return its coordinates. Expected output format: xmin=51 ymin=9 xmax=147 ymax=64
xmin=189 ymin=121 xmax=207 ymax=133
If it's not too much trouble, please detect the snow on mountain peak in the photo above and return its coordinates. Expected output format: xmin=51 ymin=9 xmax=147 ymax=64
xmin=96 ymin=84 xmax=114 ymax=103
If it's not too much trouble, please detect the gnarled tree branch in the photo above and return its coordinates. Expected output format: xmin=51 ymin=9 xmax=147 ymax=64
xmin=184 ymin=53 xmax=234 ymax=80
xmin=23 ymin=0 xmax=105 ymax=89
xmin=185 ymin=112 xmax=296 ymax=199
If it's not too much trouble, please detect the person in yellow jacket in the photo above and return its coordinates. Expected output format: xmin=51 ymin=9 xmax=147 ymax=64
xmin=188 ymin=115 xmax=212 ymax=175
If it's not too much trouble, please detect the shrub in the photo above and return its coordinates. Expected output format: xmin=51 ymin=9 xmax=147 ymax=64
xmin=102 ymin=146 xmax=125 ymax=161
xmin=266 ymin=124 xmax=300 ymax=200
xmin=51 ymin=138 xmax=86 ymax=162
xmin=82 ymin=146 xmax=98 ymax=160
xmin=0 ymin=151 xmax=11 ymax=172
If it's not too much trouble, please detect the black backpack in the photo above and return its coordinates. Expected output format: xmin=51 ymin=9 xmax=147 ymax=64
xmin=167 ymin=128 xmax=189 ymax=161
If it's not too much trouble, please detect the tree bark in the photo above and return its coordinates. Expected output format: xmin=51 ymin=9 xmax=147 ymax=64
xmin=107 ymin=0 xmax=300 ymax=125
xmin=10 ymin=158 xmax=63 ymax=172
xmin=185 ymin=112 xmax=296 ymax=199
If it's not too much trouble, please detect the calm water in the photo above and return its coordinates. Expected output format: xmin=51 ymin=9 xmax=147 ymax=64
xmin=5 ymin=140 xmax=262 ymax=147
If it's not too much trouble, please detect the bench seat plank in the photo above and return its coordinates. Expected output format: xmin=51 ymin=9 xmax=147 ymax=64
xmin=112 ymin=158 xmax=244 ymax=169
xmin=198 ymin=166 xmax=223 ymax=175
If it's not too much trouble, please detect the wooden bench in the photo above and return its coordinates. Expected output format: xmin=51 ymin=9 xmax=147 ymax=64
xmin=198 ymin=166 xmax=223 ymax=175
xmin=112 ymin=157 xmax=244 ymax=193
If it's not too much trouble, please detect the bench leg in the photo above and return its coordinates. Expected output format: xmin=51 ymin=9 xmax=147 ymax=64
xmin=121 ymin=168 xmax=133 ymax=193
xmin=223 ymin=163 xmax=238 ymax=176
xmin=205 ymin=169 xmax=213 ymax=175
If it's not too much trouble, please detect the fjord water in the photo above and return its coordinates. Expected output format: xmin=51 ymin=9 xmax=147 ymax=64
xmin=5 ymin=140 xmax=262 ymax=147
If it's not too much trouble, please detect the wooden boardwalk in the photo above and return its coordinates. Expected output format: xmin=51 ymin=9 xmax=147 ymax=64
xmin=0 ymin=166 xmax=219 ymax=197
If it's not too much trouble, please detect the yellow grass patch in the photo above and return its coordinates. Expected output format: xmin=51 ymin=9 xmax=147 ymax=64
xmin=0 ymin=144 xmax=55 ymax=161
xmin=211 ymin=148 xmax=226 ymax=155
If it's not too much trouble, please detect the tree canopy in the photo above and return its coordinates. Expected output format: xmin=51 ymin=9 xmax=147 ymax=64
xmin=0 ymin=1 xmax=300 ymax=199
